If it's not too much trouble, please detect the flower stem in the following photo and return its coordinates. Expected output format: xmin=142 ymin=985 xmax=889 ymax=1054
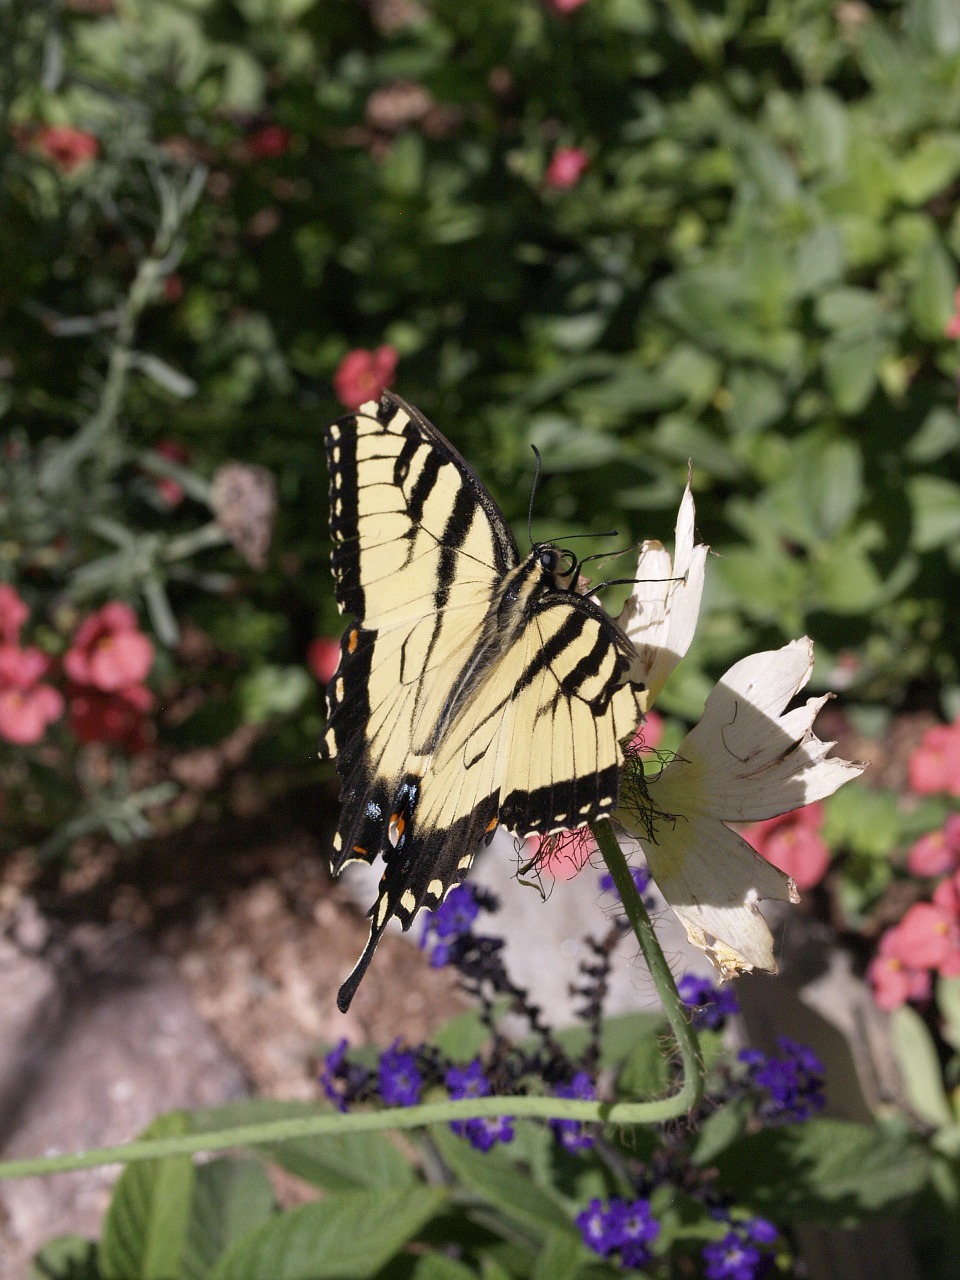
xmin=0 ymin=821 xmax=703 ymax=1182
xmin=590 ymin=816 xmax=704 ymax=1116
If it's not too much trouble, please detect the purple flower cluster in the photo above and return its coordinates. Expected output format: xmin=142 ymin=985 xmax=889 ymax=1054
xmin=320 ymin=1037 xmax=370 ymax=1111
xmin=739 ymin=1036 xmax=826 ymax=1123
xmin=703 ymin=1218 xmax=778 ymax=1280
xmin=678 ymin=973 xmax=740 ymax=1030
xmin=419 ymin=883 xmax=481 ymax=966
xmin=549 ymin=1070 xmax=596 ymax=1152
xmin=379 ymin=1041 xmax=423 ymax=1107
xmin=576 ymin=1196 xmax=660 ymax=1270
xmin=446 ymin=1059 xmax=514 ymax=1152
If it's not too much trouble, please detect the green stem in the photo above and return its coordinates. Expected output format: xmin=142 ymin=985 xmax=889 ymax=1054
xmin=0 ymin=819 xmax=702 ymax=1182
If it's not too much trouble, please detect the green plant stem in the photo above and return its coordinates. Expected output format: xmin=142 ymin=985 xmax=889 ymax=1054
xmin=0 ymin=819 xmax=702 ymax=1182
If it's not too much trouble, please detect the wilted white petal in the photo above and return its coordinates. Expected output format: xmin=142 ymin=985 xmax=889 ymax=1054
xmin=618 ymin=637 xmax=866 ymax=977
xmin=654 ymin=638 xmax=865 ymax=823
xmin=641 ymin=812 xmax=797 ymax=974
xmin=617 ymin=481 xmax=707 ymax=704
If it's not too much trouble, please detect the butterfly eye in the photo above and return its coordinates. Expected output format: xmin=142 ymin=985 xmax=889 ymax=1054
xmin=539 ymin=548 xmax=559 ymax=572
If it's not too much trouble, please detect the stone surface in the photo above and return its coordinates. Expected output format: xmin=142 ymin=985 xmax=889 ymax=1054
xmin=0 ymin=928 xmax=248 ymax=1279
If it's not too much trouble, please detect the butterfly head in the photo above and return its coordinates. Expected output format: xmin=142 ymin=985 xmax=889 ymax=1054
xmin=534 ymin=543 xmax=580 ymax=592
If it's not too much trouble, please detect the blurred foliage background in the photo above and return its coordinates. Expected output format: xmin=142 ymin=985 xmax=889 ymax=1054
xmin=3 ymin=0 xmax=960 ymax=852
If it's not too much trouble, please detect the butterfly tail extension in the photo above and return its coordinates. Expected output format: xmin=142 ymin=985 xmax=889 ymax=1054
xmin=336 ymin=785 xmax=499 ymax=1011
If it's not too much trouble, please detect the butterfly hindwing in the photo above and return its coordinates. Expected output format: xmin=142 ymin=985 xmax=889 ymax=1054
xmin=322 ymin=392 xmax=646 ymax=1011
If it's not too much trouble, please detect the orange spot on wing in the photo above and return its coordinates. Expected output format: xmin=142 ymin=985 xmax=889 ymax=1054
xmin=485 ymin=817 xmax=498 ymax=833
xmin=352 ymin=845 xmax=367 ymax=855
xmin=348 ymin=628 xmax=359 ymax=653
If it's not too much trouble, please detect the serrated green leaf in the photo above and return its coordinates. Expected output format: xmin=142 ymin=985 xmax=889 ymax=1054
xmin=822 ymin=331 xmax=885 ymax=414
xmin=99 ymin=1112 xmax=196 ymax=1280
xmin=550 ymin=1011 xmax=666 ymax=1068
xmin=431 ymin=1126 xmax=573 ymax=1242
xmin=30 ymin=1236 xmax=101 ymax=1280
xmin=691 ymin=1099 xmax=750 ymax=1167
xmin=189 ymin=1100 xmax=415 ymax=1191
xmin=181 ymin=1159 xmax=276 ymax=1280
xmin=890 ymin=1005 xmax=953 ymax=1127
xmin=616 ymin=1029 xmax=670 ymax=1100
xmin=725 ymin=368 xmax=785 ymax=435
xmin=714 ymin=1121 xmax=929 ymax=1223
xmin=210 ymin=1187 xmax=446 ymax=1280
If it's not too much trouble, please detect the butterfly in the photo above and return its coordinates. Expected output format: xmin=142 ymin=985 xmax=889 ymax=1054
xmin=321 ymin=392 xmax=647 ymax=1011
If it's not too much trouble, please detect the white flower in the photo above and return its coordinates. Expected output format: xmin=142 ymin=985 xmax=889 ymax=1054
xmin=614 ymin=489 xmax=866 ymax=978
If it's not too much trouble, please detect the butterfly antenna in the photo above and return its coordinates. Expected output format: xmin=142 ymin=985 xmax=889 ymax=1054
xmin=527 ymin=445 xmax=543 ymax=548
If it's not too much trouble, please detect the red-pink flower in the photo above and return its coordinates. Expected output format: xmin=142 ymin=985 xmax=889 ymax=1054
xmin=545 ymin=147 xmax=590 ymax=190
xmin=531 ymin=831 xmax=595 ymax=881
xmin=742 ymin=802 xmax=830 ymax=890
xmin=152 ymin=440 xmax=189 ymax=507
xmin=546 ymin=0 xmax=590 ymax=12
xmin=946 ymin=287 xmax=960 ymax=339
xmin=308 ymin=637 xmax=340 ymax=685
xmin=908 ymin=722 xmax=960 ymax=796
xmin=907 ymin=822 xmax=960 ymax=878
xmin=0 ymin=645 xmax=63 ymax=744
xmin=64 ymin=603 xmax=154 ymax=692
xmin=333 ymin=346 xmax=398 ymax=410
xmin=0 ymin=585 xmax=29 ymax=644
xmin=245 ymin=125 xmax=292 ymax=160
xmin=884 ymin=902 xmax=960 ymax=970
xmin=68 ymin=683 xmax=153 ymax=753
xmin=934 ymin=871 xmax=960 ymax=916
xmin=34 ymin=125 xmax=99 ymax=173
xmin=628 ymin=709 xmax=664 ymax=755
xmin=868 ymin=930 xmax=933 ymax=1011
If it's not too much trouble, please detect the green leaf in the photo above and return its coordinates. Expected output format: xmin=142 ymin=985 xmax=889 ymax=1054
xmin=532 ymin=1230 xmax=588 ymax=1280
xmin=30 ymin=1237 xmax=101 ymax=1280
xmin=822 ymin=786 xmax=903 ymax=858
xmin=691 ymin=1099 xmax=750 ymax=1167
xmin=908 ymin=476 xmax=960 ymax=552
xmin=815 ymin=287 xmax=881 ymax=332
xmin=238 ymin=665 xmax=312 ymax=724
xmin=906 ymin=408 xmax=960 ymax=462
xmin=527 ymin=416 xmax=621 ymax=471
xmin=189 ymin=1101 xmax=415 ymax=1191
xmin=896 ymin=135 xmax=960 ymax=204
xmin=724 ymin=368 xmax=785 ymax=435
xmin=430 ymin=1005 xmax=499 ymax=1062
xmin=551 ymin=1011 xmax=666 ymax=1069
xmin=890 ymin=1006 xmax=954 ymax=1127
xmin=794 ymin=223 xmax=845 ymax=295
xmin=937 ymin=975 xmax=960 ymax=1053
xmin=210 ymin=1188 xmax=447 ymax=1280
xmin=565 ymin=366 xmax=680 ymax=417
xmin=616 ymin=1028 xmax=670 ymax=1100
xmin=99 ymin=1112 xmax=196 ymax=1280
xmin=907 ymin=0 xmax=960 ymax=53
xmin=714 ymin=1121 xmax=929 ymax=1223
xmin=822 ymin=332 xmax=886 ymax=414
xmin=181 ymin=1159 xmax=276 ymax=1280
xmin=909 ymin=237 xmax=958 ymax=338
xmin=411 ymin=1258 xmax=479 ymax=1280
xmin=430 ymin=1126 xmax=574 ymax=1242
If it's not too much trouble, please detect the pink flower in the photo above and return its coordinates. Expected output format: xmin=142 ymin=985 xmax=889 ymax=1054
xmin=546 ymin=0 xmax=590 ymax=11
xmin=742 ymin=802 xmax=830 ymax=890
xmin=628 ymin=709 xmax=664 ymax=754
xmin=64 ymin=603 xmax=154 ymax=692
xmin=884 ymin=902 xmax=960 ymax=970
xmin=245 ymin=125 xmax=292 ymax=160
xmin=333 ymin=346 xmax=398 ymax=410
xmin=946 ymin=288 xmax=960 ymax=339
xmin=907 ymin=823 xmax=960 ymax=878
xmin=33 ymin=125 xmax=99 ymax=173
xmin=0 ymin=645 xmax=63 ymax=744
xmin=68 ymin=683 xmax=153 ymax=753
xmin=868 ymin=930 xmax=932 ymax=1011
xmin=545 ymin=147 xmax=589 ymax=190
xmin=933 ymin=871 xmax=960 ymax=916
xmin=908 ymin=722 xmax=960 ymax=795
xmin=0 ymin=585 xmax=28 ymax=644
xmin=152 ymin=440 xmax=189 ymax=507
xmin=532 ymin=831 xmax=595 ymax=881
xmin=307 ymin=637 xmax=340 ymax=685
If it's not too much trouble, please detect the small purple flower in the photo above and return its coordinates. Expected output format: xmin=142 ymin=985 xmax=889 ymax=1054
xmin=379 ymin=1042 xmax=422 ymax=1107
xmin=678 ymin=973 xmax=740 ymax=1030
xmin=745 ymin=1218 xmax=778 ymax=1244
xmin=703 ymin=1231 xmax=766 ymax=1280
xmin=576 ymin=1197 xmax=659 ymax=1267
xmin=320 ymin=1038 xmax=349 ymax=1109
xmin=460 ymin=1114 xmax=515 ymax=1152
xmin=739 ymin=1037 xmax=825 ymax=1124
xmin=420 ymin=884 xmax=480 ymax=965
xmin=446 ymin=1059 xmax=492 ymax=1101
xmin=599 ymin=863 xmax=651 ymax=899
xmin=550 ymin=1071 xmax=596 ymax=1152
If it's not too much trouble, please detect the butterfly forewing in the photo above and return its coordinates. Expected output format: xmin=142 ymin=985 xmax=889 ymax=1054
xmin=322 ymin=392 xmax=645 ymax=1012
